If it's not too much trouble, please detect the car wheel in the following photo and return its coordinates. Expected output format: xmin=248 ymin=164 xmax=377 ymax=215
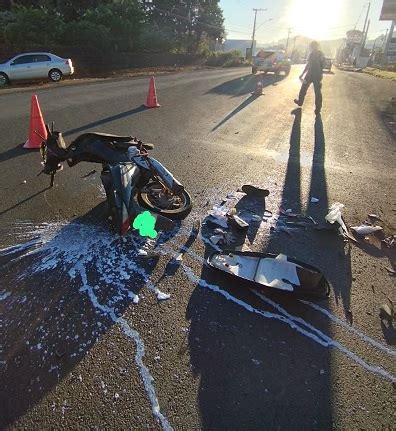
xmin=48 ymin=69 xmax=63 ymax=82
xmin=0 ymin=72 xmax=9 ymax=87
xmin=284 ymin=66 xmax=291 ymax=76
xmin=252 ymin=67 xmax=257 ymax=74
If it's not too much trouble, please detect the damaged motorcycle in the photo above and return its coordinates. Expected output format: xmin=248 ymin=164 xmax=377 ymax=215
xmin=39 ymin=124 xmax=192 ymax=235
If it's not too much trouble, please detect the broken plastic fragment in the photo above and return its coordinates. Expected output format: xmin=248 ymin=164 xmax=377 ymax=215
xmin=133 ymin=295 xmax=140 ymax=304
xmin=382 ymin=235 xmax=395 ymax=249
xmin=351 ymin=225 xmax=383 ymax=236
xmin=280 ymin=208 xmax=298 ymax=217
xmin=207 ymin=214 xmax=228 ymax=229
xmin=325 ymin=202 xmax=348 ymax=234
xmin=156 ymin=291 xmax=171 ymax=301
xmin=214 ymin=228 xmax=225 ymax=235
xmin=241 ymin=184 xmax=270 ymax=197
xmin=175 ymin=253 xmax=183 ymax=261
xmin=210 ymin=234 xmax=224 ymax=245
xmin=232 ymin=214 xmax=249 ymax=229
xmin=310 ymin=197 xmax=319 ymax=203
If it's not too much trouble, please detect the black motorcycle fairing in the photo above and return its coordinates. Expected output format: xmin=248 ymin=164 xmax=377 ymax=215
xmin=65 ymin=133 xmax=154 ymax=167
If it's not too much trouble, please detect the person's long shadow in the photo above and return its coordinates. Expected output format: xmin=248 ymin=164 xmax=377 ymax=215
xmin=307 ymin=115 xmax=352 ymax=317
xmin=282 ymin=108 xmax=302 ymax=212
xmin=207 ymin=73 xmax=285 ymax=97
xmin=0 ymin=202 xmax=175 ymax=428
xmin=184 ymin=111 xmax=338 ymax=429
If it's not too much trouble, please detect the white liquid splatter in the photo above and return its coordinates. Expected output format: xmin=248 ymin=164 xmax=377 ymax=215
xmin=0 ymin=221 xmax=173 ymax=430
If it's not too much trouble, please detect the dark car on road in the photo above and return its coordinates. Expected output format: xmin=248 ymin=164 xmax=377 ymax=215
xmin=252 ymin=50 xmax=292 ymax=76
xmin=323 ymin=57 xmax=332 ymax=72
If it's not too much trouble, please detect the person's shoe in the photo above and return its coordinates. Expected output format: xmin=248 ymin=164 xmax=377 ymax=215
xmin=294 ymin=98 xmax=303 ymax=106
xmin=241 ymin=184 xmax=270 ymax=197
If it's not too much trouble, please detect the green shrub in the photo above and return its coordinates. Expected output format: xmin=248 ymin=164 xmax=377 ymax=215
xmin=139 ymin=28 xmax=178 ymax=53
xmin=61 ymin=20 xmax=112 ymax=54
xmin=205 ymin=50 xmax=245 ymax=67
xmin=3 ymin=6 xmax=63 ymax=48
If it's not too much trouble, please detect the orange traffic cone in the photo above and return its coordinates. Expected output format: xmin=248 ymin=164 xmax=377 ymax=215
xmin=24 ymin=95 xmax=47 ymax=149
xmin=145 ymin=76 xmax=160 ymax=108
xmin=254 ymin=81 xmax=263 ymax=96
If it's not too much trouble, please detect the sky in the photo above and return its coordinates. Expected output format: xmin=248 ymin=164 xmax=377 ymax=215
xmin=219 ymin=0 xmax=393 ymax=43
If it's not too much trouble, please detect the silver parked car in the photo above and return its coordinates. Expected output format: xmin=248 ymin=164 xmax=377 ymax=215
xmin=0 ymin=52 xmax=74 ymax=86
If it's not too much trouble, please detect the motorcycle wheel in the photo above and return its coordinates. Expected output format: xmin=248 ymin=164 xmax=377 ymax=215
xmin=138 ymin=181 xmax=192 ymax=220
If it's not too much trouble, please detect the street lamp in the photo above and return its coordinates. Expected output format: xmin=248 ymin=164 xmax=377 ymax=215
xmin=256 ymin=18 xmax=273 ymax=31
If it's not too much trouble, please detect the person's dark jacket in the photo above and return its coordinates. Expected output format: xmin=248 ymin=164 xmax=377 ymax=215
xmin=305 ymin=50 xmax=325 ymax=81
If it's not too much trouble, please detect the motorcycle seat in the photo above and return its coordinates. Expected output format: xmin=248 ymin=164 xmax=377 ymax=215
xmin=72 ymin=132 xmax=154 ymax=150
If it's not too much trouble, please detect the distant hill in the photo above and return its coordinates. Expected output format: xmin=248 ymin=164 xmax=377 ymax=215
xmin=224 ymin=34 xmax=380 ymax=60
xmin=261 ymin=35 xmax=345 ymax=58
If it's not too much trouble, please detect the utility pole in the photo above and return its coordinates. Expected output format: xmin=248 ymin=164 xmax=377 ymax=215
xmin=361 ymin=2 xmax=371 ymax=50
xmin=291 ymin=35 xmax=297 ymax=55
xmin=362 ymin=19 xmax=370 ymax=49
xmin=285 ymin=28 xmax=292 ymax=54
xmin=250 ymin=8 xmax=266 ymax=59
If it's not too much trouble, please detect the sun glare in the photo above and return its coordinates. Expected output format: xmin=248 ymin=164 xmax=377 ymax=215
xmin=288 ymin=0 xmax=343 ymax=40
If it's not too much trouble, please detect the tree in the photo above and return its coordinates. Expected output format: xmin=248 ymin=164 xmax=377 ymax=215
xmin=195 ymin=0 xmax=224 ymax=40
xmin=146 ymin=0 xmax=224 ymax=52
xmin=84 ymin=0 xmax=144 ymax=51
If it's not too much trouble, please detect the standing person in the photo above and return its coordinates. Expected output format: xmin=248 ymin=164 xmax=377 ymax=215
xmin=294 ymin=41 xmax=325 ymax=115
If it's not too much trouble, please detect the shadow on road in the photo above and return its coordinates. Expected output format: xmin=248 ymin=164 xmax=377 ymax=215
xmin=0 ymin=143 xmax=37 ymax=163
xmin=283 ymin=108 xmax=303 ymax=212
xmin=64 ymin=105 xmax=147 ymax=137
xmin=186 ymin=231 xmax=334 ymax=429
xmin=0 ymin=106 xmax=147 ymax=164
xmin=211 ymin=94 xmax=257 ymax=132
xmin=207 ymin=73 xmax=285 ymax=97
xmin=185 ymin=109 xmax=354 ymax=429
xmin=0 ymin=202 xmax=179 ymax=428
xmin=210 ymin=74 xmax=287 ymax=132
xmin=0 ymin=187 xmax=49 ymax=217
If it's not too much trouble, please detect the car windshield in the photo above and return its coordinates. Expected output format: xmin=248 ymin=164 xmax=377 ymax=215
xmin=256 ymin=51 xmax=275 ymax=59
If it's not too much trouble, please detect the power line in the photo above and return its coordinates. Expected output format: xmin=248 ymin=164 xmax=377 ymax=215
xmin=149 ymin=5 xmax=251 ymax=36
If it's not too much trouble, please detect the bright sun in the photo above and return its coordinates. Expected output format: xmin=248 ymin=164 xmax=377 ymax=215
xmin=287 ymin=0 xmax=343 ymax=40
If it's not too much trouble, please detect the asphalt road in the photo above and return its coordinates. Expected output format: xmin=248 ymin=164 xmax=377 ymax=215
xmin=1 ymin=66 xmax=395 ymax=430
